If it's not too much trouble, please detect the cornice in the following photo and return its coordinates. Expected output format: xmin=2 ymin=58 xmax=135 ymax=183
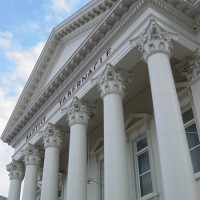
xmin=1 ymin=0 xmax=118 ymax=142
xmin=24 ymin=13 xmax=107 ymax=111
xmin=153 ymin=0 xmax=199 ymax=30
xmin=164 ymin=0 xmax=200 ymax=30
xmin=2 ymin=0 xmax=200 ymax=144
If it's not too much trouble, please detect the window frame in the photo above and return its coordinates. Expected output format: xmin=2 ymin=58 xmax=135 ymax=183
xmin=128 ymin=122 xmax=158 ymax=200
xmin=131 ymin=133 xmax=157 ymax=200
xmin=182 ymin=104 xmax=200 ymax=177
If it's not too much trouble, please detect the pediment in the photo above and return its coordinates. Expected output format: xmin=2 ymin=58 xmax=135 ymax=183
xmin=1 ymin=0 xmax=117 ymax=143
xmin=26 ymin=26 xmax=96 ymax=109
xmin=2 ymin=0 xmax=200 ymax=145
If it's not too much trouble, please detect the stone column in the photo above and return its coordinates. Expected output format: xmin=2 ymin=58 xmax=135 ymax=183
xmin=177 ymin=47 xmax=200 ymax=126
xmin=134 ymin=19 xmax=198 ymax=200
xmin=63 ymin=97 xmax=89 ymax=200
xmin=40 ymin=123 xmax=62 ymax=200
xmin=6 ymin=160 xmax=24 ymax=200
xmin=95 ymin=64 xmax=131 ymax=200
xmin=21 ymin=144 xmax=41 ymax=200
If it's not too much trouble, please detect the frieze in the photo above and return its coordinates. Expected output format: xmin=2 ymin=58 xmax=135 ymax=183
xmin=4 ymin=0 xmax=198 ymax=144
xmin=59 ymin=48 xmax=112 ymax=106
xmin=26 ymin=117 xmax=46 ymax=141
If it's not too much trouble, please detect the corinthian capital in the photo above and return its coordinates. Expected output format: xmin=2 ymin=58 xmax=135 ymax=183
xmin=130 ymin=19 xmax=178 ymax=62
xmin=6 ymin=159 xmax=25 ymax=180
xmin=63 ymin=97 xmax=91 ymax=126
xmin=176 ymin=47 xmax=200 ymax=82
xmin=22 ymin=144 xmax=41 ymax=166
xmin=93 ymin=63 xmax=132 ymax=98
xmin=43 ymin=123 xmax=63 ymax=149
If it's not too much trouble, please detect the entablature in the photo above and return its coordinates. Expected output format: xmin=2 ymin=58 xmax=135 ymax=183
xmin=2 ymin=0 xmax=200 ymax=145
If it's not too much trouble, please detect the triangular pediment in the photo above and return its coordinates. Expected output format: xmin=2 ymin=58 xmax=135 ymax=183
xmin=26 ymin=25 xmax=97 ymax=109
xmin=1 ymin=0 xmax=118 ymax=143
xmin=3 ymin=0 xmax=199 ymax=145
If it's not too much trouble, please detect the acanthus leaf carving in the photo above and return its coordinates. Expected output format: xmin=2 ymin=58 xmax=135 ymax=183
xmin=130 ymin=19 xmax=178 ymax=62
xmin=21 ymin=143 xmax=41 ymax=166
xmin=43 ymin=123 xmax=63 ymax=150
xmin=63 ymin=97 xmax=95 ymax=126
xmin=176 ymin=47 xmax=200 ymax=82
xmin=93 ymin=63 xmax=132 ymax=98
xmin=6 ymin=159 xmax=25 ymax=180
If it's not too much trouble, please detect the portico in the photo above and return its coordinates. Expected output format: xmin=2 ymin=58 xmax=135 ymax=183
xmin=2 ymin=0 xmax=200 ymax=200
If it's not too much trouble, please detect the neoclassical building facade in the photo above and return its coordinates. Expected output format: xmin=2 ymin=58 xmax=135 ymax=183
xmin=2 ymin=0 xmax=200 ymax=200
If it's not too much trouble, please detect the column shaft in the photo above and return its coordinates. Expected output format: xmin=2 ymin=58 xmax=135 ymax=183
xmin=40 ymin=147 xmax=59 ymax=200
xmin=103 ymin=93 xmax=130 ymax=200
xmin=67 ymin=123 xmax=87 ymax=200
xmin=21 ymin=144 xmax=40 ymax=200
xmin=64 ymin=97 xmax=90 ymax=200
xmin=7 ymin=160 xmax=24 ymax=200
xmin=22 ymin=165 xmax=39 ymax=200
xmin=8 ymin=179 xmax=22 ymax=200
xmin=40 ymin=123 xmax=62 ymax=200
xmin=147 ymin=52 xmax=198 ymax=200
xmin=95 ymin=64 xmax=131 ymax=200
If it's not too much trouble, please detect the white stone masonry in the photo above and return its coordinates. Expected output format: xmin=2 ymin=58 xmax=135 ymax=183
xmin=21 ymin=144 xmax=41 ymax=200
xmin=95 ymin=64 xmax=131 ymax=200
xmin=40 ymin=123 xmax=63 ymax=200
xmin=6 ymin=160 xmax=24 ymax=200
xmin=135 ymin=19 xmax=198 ymax=200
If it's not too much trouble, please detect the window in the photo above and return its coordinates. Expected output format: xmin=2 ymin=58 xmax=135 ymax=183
xmin=133 ymin=136 xmax=153 ymax=197
xmin=100 ymin=159 xmax=104 ymax=200
xmin=182 ymin=108 xmax=200 ymax=173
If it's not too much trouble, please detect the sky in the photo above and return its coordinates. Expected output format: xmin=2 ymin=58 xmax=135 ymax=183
xmin=0 ymin=0 xmax=91 ymax=197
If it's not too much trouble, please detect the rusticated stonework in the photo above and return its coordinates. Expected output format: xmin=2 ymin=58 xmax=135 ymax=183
xmin=94 ymin=63 xmax=132 ymax=98
xmin=22 ymin=144 xmax=41 ymax=166
xmin=64 ymin=97 xmax=90 ymax=126
xmin=131 ymin=19 xmax=178 ymax=62
xmin=43 ymin=123 xmax=63 ymax=149
xmin=176 ymin=47 xmax=200 ymax=82
xmin=6 ymin=159 xmax=24 ymax=180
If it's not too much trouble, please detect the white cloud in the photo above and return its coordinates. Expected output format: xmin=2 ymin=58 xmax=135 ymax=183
xmin=0 ymin=38 xmax=10 ymax=48
xmin=0 ymin=38 xmax=45 ymax=196
xmin=0 ymin=140 xmax=14 ymax=197
xmin=52 ymin=0 xmax=70 ymax=12
xmin=0 ymin=40 xmax=45 ymax=131
xmin=0 ymin=31 xmax=13 ymax=39
xmin=0 ymin=1 xmax=90 ymax=197
xmin=0 ymin=31 xmax=13 ymax=49
xmin=0 ymin=38 xmax=45 ymax=197
xmin=29 ymin=22 xmax=40 ymax=32
xmin=45 ymin=0 xmax=89 ymax=24
xmin=6 ymin=41 xmax=45 ymax=80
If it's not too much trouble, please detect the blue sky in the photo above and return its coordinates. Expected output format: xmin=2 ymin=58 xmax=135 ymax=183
xmin=0 ymin=0 xmax=91 ymax=197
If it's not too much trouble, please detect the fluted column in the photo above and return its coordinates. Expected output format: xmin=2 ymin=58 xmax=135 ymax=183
xmin=177 ymin=47 xmax=200 ymax=126
xmin=40 ymin=123 xmax=62 ymax=200
xmin=21 ymin=144 xmax=41 ymax=200
xmin=133 ymin=19 xmax=198 ymax=200
xmin=95 ymin=64 xmax=131 ymax=200
xmin=63 ymin=97 xmax=90 ymax=200
xmin=6 ymin=160 xmax=24 ymax=200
